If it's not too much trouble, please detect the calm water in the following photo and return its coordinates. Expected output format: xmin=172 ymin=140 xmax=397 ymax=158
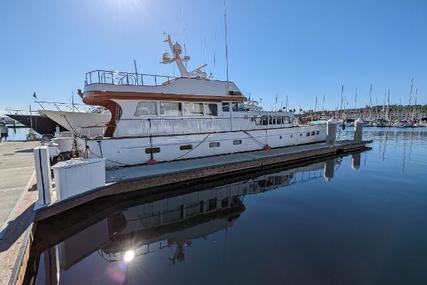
xmin=32 ymin=128 xmax=427 ymax=285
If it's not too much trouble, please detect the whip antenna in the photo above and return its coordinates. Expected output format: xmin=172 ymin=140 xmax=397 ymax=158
xmin=223 ymin=0 xmax=229 ymax=82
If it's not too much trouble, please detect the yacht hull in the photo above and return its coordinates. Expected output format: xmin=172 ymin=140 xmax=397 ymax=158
xmin=80 ymin=125 xmax=326 ymax=168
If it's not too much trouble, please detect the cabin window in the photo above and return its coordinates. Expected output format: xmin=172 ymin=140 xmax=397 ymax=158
xmin=160 ymin=102 xmax=182 ymax=116
xmin=186 ymin=103 xmax=204 ymax=116
xmin=306 ymin=132 xmax=310 ymax=137
xmin=311 ymin=131 xmax=315 ymax=136
xmin=232 ymin=102 xmax=239 ymax=112
xmin=209 ymin=142 xmax=220 ymax=148
xmin=261 ymin=116 xmax=268 ymax=125
xmin=134 ymin=101 xmax=157 ymax=116
xmin=200 ymin=201 xmax=205 ymax=213
xmin=233 ymin=139 xmax=242 ymax=145
xmin=268 ymin=116 xmax=273 ymax=125
xmin=145 ymin=147 xmax=160 ymax=154
xmin=206 ymin=103 xmax=218 ymax=116
xmin=316 ymin=130 xmax=320 ymax=135
xmin=277 ymin=117 xmax=282 ymax=124
xmin=222 ymin=102 xmax=230 ymax=112
xmin=180 ymin=144 xmax=192 ymax=150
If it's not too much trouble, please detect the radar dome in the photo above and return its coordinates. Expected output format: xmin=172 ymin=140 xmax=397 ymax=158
xmin=162 ymin=51 xmax=171 ymax=63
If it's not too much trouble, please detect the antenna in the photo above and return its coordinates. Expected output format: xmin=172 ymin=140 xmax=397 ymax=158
xmin=133 ymin=59 xmax=139 ymax=84
xmin=223 ymin=0 xmax=229 ymax=82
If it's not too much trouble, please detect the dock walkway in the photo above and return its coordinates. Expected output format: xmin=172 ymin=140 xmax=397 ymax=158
xmin=0 ymin=141 xmax=39 ymax=285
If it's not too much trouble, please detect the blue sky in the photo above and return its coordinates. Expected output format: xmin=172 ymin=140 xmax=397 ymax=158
xmin=1 ymin=0 xmax=426 ymax=112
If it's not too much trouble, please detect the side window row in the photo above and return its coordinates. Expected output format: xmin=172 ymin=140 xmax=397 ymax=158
xmin=306 ymin=130 xmax=321 ymax=137
xmin=145 ymin=139 xmax=243 ymax=154
xmin=252 ymin=115 xmax=293 ymax=125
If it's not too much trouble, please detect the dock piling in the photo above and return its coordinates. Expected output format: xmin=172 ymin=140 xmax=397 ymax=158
xmin=34 ymin=146 xmax=52 ymax=207
xmin=327 ymin=118 xmax=337 ymax=145
xmin=354 ymin=118 xmax=364 ymax=142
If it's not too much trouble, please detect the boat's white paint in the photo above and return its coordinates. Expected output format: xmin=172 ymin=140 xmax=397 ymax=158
xmin=82 ymin=124 xmax=326 ymax=168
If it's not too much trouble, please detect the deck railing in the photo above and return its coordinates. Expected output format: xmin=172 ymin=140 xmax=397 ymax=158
xmin=85 ymin=70 xmax=176 ymax=87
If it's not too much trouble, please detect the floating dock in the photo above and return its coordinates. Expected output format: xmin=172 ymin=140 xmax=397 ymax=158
xmin=36 ymin=139 xmax=372 ymax=221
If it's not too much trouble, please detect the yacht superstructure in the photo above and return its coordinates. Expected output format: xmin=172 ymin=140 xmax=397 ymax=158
xmin=75 ymin=35 xmax=327 ymax=168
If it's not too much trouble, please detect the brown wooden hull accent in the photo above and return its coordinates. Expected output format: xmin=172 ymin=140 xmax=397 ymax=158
xmin=83 ymin=90 xmax=247 ymax=102
xmin=82 ymin=95 xmax=121 ymax=137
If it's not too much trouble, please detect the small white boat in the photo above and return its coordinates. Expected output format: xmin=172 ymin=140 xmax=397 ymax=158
xmin=39 ymin=109 xmax=111 ymax=137
xmin=394 ymin=121 xmax=413 ymax=128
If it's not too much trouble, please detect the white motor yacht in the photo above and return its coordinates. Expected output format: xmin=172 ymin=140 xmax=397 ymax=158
xmin=76 ymin=35 xmax=327 ymax=168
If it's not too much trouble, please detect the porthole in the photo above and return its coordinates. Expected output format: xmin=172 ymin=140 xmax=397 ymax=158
xmin=209 ymin=142 xmax=220 ymax=148
xmin=180 ymin=144 xmax=192 ymax=150
xmin=233 ymin=139 xmax=242 ymax=145
xmin=145 ymin=147 xmax=160 ymax=154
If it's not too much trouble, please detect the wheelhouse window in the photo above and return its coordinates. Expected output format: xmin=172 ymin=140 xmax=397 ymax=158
xmin=222 ymin=102 xmax=230 ymax=112
xmin=206 ymin=103 xmax=218 ymax=116
xmin=134 ymin=101 xmax=157 ymax=116
xmin=186 ymin=103 xmax=204 ymax=116
xmin=160 ymin=102 xmax=182 ymax=116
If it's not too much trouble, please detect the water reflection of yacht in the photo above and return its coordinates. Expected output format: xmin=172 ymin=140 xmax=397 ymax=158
xmin=34 ymin=156 xmax=357 ymax=285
